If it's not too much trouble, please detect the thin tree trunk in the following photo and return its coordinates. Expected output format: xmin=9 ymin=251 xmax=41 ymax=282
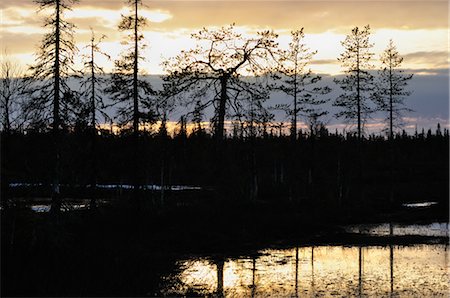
xmin=216 ymin=75 xmax=228 ymax=141
xmin=213 ymin=75 xmax=228 ymax=197
xmin=249 ymin=98 xmax=258 ymax=201
xmin=389 ymin=61 xmax=395 ymax=205
xmin=90 ymin=37 xmax=97 ymax=209
xmin=160 ymin=127 xmax=166 ymax=207
xmin=51 ymin=0 xmax=61 ymax=215
xmin=355 ymin=42 xmax=364 ymax=205
xmin=356 ymin=45 xmax=361 ymax=141
xmin=308 ymin=133 xmax=315 ymax=200
xmin=132 ymin=0 xmax=140 ymax=203
xmin=133 ymin=0 xmax=139 ymax=135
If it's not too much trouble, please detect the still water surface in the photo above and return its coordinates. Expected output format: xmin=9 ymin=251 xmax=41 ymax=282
xmin=161 ymin=244 xmax=448 ymax=297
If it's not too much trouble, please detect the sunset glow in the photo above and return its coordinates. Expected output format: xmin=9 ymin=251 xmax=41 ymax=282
xmin=0 ymin=0 xmax=448 ymax=132
xmin=1 ymin=1 xmax=448 ymax=75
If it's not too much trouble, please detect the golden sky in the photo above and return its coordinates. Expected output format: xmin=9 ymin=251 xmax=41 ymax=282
xmin=1 ymin=0 xmax=448 ymax=75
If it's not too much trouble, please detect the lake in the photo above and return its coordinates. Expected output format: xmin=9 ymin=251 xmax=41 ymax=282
xmin=159 ymin=224 xmax=448 ymax=297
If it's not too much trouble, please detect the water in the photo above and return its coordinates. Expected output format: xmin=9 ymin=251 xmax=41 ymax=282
xmin=30 ymin=203 xmax=88 ymax=213
xmin=161 ymin=244 xmax=449 ymax=297
xmin=345 ymin=222 xmax=449 ymax=237
xmin=402 ymin=201 xmax=438 ymax=208
xmin=9 ymin=182 xmax=201 ymax=191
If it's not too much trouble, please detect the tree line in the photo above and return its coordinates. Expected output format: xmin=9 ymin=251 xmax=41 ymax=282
xmin=2 ymin=0 xmax=438 ymax=213
xmin=1 ymin=1 xmax=414 ymax=137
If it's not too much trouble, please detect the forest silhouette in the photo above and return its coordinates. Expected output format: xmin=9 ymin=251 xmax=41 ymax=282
xmin=1 ymin=0 xmax=448 ymax=296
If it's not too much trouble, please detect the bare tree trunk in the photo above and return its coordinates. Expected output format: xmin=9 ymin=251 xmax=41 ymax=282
xmin=90 ymin=38 xmax=97 ymax=210
xmin=51 ymin=0 xmax=61 ymax=216
xmin=132 ymin=0 xmax=139 ymax=136
xmin=356 ymin=49 xmax=361 ymax=141
xmin=213 ymin=75 xmax=228 ymax=197
xmin=216 ymin=75 xmax=228 ymax=141
xmin=160 ymin=132 xmax=166 ymax=207
xmin=308 ymin=133 xmax=316 ymax=200
xmin=389 ymin=63 xmax=395 ymax=205
xmin=336 ymin=152 xmax=343 ymax=207
xmin=249 ymin=99 xmax=258 ymax=201
xmin=132 ymin=0 xmax=140 ymax=204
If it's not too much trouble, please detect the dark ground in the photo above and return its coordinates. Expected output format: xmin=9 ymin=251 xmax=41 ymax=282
xmin=1 ymin=195 xmax=448 ymax=297
xmin=1 ymin=131 xmax=448 ymax=296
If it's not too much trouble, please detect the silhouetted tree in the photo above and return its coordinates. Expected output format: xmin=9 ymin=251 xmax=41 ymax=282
xmin=373 ymin=40 xmax=412 ymax=204
xmin=373 ymin=39 xmax=413 ymax=139
xmin=106 ymin=0 xmax=155 ymax=130
xmin=272 ymin=29 xmax=330 ymax=140
xmin=191 ymin=100 xmax=206 ymax=136
xmin=80 ymin=29 xmax=111 ymax=208
xmin=334 ymin=25 xmax=374 ymax=140
xmin=229 ymin=80 xmax=272 ymax=138
xmin=80 ymin=30 xmax=111 ymax=131
xmin=436 ymin=123 xmax=442 ymax=137
xmin=231 ymin=91 xmax=272 ymax=200
xmin=1 ymin=54 xmax=24 ymax=133
xmin=105 ymin=0 xmax=156 ymax=200
xmin=254 ymin=105 xmax=274 ymax=138
xmin=162 ymin=24 xmax=278 ymax=141
xmin=1 ymin=54 xmax=25 ymax=206
xmin=24 ymin=0 xmax=81 ymax=130
xmin=23 ymin=0 xmax=81 ymax=213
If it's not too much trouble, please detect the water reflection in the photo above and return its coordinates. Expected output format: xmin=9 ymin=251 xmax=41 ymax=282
xmin=164 ymin=244 xmax=448 ymax=297
xmin=345 ymin=222 xmax=448 ymax=237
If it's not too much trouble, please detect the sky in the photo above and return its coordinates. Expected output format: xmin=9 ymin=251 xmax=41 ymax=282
xmin=1 ymin=0 xmax=449 ymax=133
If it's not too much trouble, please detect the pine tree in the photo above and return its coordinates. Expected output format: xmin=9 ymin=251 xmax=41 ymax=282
xmin=23 ymin=0 xmax=81 ymax=213
xmin=273 ymin=29 xmax=330 ymax=140
xmin=24 ymin=0 xmax=81 ymax=130
xmin=105 ymin=0 xmax=156 ymax=199
xmin=79 ymin=30 xmax=111 ymax=208
xmin=106 ymin=0 xmax=155 ymax=131
xmin=163 ymin=24 xmax=278 ymax=141
xmin=373 ymin=39 xmax=413 ymax=139
xmin=334 ymin=25 xmax=374 ymax=140
xmin=80 ymin=30 xmax=111 ymax=132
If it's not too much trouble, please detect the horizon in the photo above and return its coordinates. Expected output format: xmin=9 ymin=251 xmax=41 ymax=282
xmin=1 ymin=0 xmax=449 ymax=133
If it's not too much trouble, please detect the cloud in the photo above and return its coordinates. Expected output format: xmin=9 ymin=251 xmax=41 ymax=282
xmin=403 ymin=51 xmax=449 ymax=68
xmin=311 ymin=59 xmax=338 ymax=65
xmin=402 ymin=68 xmax=449 ymax=76
xmin=2 ymin=1 xmax=448 ymax=33
xmin=0 ymin=32 xmax=42 ymax=54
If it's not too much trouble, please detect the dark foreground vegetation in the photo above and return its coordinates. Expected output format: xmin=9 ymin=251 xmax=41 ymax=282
xmin=1 ymin=129 xmax=449 ymax=296
xmin=2 ymin=128 xmax=449 ymax=204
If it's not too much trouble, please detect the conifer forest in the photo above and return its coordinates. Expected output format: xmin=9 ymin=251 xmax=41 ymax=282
xmin=1 ymin=0 xmax=448 ymax=296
